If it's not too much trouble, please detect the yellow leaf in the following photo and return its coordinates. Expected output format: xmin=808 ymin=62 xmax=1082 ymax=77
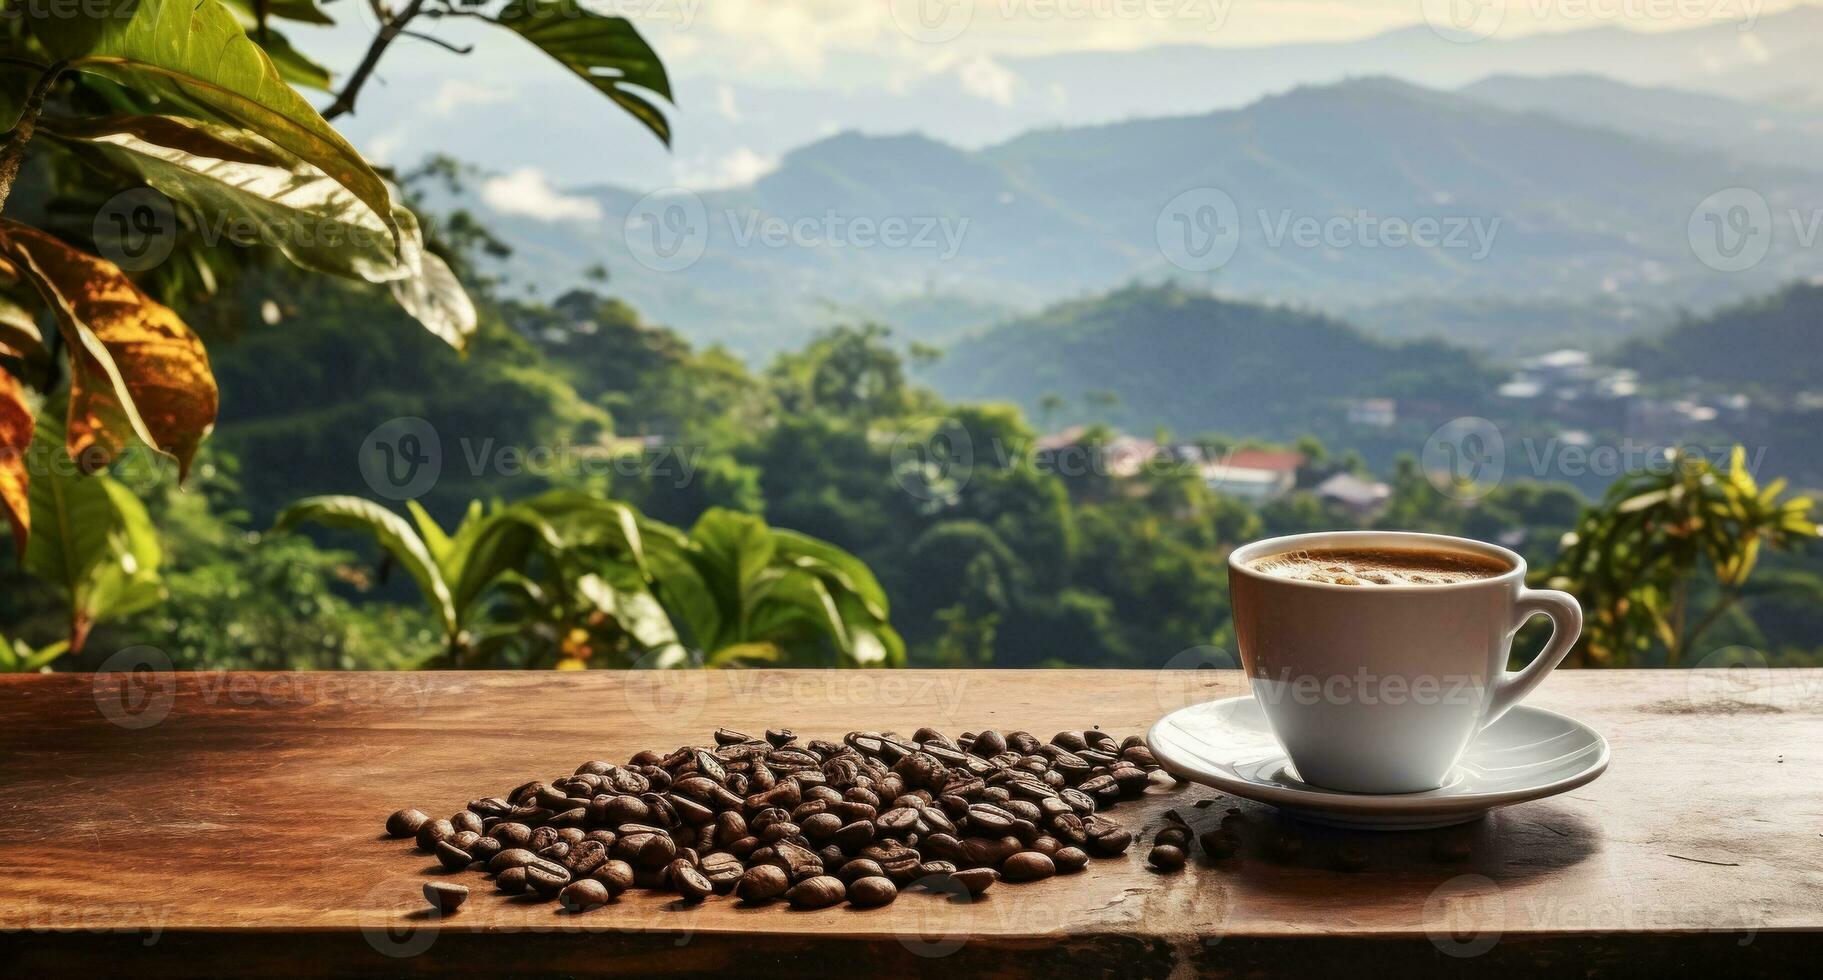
xmin=0 ymin=221 xmax=217 ymax=477
xmin=0 ymin=369 xmax=30 ymax=557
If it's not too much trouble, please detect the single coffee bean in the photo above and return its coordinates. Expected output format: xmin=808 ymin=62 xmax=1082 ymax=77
xmin=1156 ymin=826 xmax=1190 ymax=849
xmin=847 ymin=875 xmax=898 ymax=908
xmin=736 ymin=864 xmax=790 ymax=903
xmin=423 ymin=881 xmax=468 ymax=914
xmin=494 ymin=867 xmax=528 ymax=895
xmin=837 ymin=858 xmax=885 ymax=884
xmin=592 ymin=859 xmax=636 ymax=896
xmin=949 ymin=867 xmax=998 ymax=897
xmin=559 ymin=879 xmax=610 ymax=912
xmin=469 ymin=836 xmax=503 ymax=865
xmin=1199 ymin=830 xmax=1239 ymax=860
xmin=451 ymin=811 xmax=484 ymax=835
xmin=700 ymin=852 xmax=744 ymax=893
xmin=1053 ymin=846 xmax=1089 ymax=874
xmin=786 ymin=875 xmax=846 ymax=909
xmin=415 ymin=818 xmax=455 ymax=853
xmin=490 ymin=822 xmax=533 ymax=849
xmin=671 ymin=859 xmax=714 ymax=901
xmin=386 ymin=808 xmax=429 ymax=838
xmin=435 ymin=840 xmax=473 ymax=871
xmin=1148 ymin=844 xmax=1187 ymax=871
xmin=526 ymin=863 xmax=572 ymax=897
xmin=488 ymin=847 xmax=538 ymax=875
xmin=1002 ymin=851 xmax=1056 ymax=883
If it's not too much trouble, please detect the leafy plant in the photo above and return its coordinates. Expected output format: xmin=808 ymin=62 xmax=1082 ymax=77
xmin=1547 ymin=446 xmax=1818 ymax=665
xmin=0 ymin=0 xmax=671 ymax=666
xmin=18 ymin=414 xmax=164 ymax=652
xmin=269 ymin=492 xmax=904 ymax=669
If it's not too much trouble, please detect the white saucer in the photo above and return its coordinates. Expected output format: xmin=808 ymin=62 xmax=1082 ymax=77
xmin=1148 ymin=696 xmax=1609 ymax=830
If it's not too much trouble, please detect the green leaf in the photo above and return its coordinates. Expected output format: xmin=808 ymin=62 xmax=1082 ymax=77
xmin=23 ymin=414 xmax=163 ymax=651
xmin=493 ymin=0 xmax=673 ymax=146
xmin=405 ymin=499 xmax=453 ymax=566
xmin=574 ymin=573 xmax=679 ymax=651
xmin=271 ymin=495 xmax=455 ymax=635
xmin=45 ymin=115 xmax=475 ymax=349
xmin=34 ymin=0 xmax=398 ymax=251
xmin=773 ymin=527 xmax=891 ymax=620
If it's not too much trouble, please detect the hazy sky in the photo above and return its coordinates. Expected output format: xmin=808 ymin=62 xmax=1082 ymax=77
xmin=306 ymin=0 xmax=1812 ymax=86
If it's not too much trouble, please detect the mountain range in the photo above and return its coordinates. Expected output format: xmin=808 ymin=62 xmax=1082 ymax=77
xmin=447 ymin=74 xmax=1820 ymax=356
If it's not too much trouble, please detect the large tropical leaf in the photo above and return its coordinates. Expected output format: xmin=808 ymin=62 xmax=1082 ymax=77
xmin=43 ymin=116 xmax=475 ymax=349
xmin=0 ymin=370 xmax=31 ymax=556
xmin=516 ymin=489 xmax=649 ymax=576
xmin=23 ymin=415 xmax=163 ymax=651
xmin=218 ymin=0 xmax=334 ymax=90
xmin=446 ymin=508 xmax=562 ymax=617
xmin=493 ymin=0 xmax=673 ymax=146
xmin=772 ymin=527 xmax=891 ymax=620
xmin=0 ymin=220 xmax=217 ymax=477
xmin=573 ymin=571 xmax=679 ymax=652
xmin=28 ymin=0 xmax=398 ymax=248
xmin=271 ymin=495 xmax=456 ymax=634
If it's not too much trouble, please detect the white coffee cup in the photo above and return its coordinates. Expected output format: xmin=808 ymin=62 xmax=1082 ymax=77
xmin=1227 ymin=530 xmax=1582 ymax=794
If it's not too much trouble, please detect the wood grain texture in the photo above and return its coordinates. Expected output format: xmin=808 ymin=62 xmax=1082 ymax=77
xmin=1 ymin=668 xmax=1819 ymax=977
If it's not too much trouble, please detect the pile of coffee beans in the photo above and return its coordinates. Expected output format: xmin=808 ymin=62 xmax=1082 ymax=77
xmin=386 ymin=727 xmax=1161 ymax=913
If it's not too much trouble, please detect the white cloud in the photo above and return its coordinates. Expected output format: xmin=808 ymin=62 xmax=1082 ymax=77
xmin=481 ymin=168 xmax=603 ymax=222
xmin=956 ymin=55 xmax=1017 ymax=106
xmin=430 ymin=79 xmax=509 ymax=118
xmin=679 ymin=147 xmax=779 ymax=189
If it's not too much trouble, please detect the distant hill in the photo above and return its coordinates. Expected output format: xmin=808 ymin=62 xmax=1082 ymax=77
xmin=922 ymin=284 xmax=1498 ymax=438
xmin=1459 ymin=74 xmax=1823 ymax=164
xmin=459 ymin=77 xmax=1812 ymax=357
xmin=1619 ymin=282 xmax=1823 ymax=394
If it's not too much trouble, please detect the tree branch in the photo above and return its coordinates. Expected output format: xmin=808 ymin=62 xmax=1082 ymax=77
xmin=400 ymin=30 xmax=474 ymax=56
xmin=0 ymin=62 xmax=66 ymax=215
xmin=323 ymin=0 xmax=431 ymax=121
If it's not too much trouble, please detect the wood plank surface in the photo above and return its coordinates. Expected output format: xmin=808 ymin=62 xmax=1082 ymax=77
xmin=1 ymin=668 xmax=1819 ymax=976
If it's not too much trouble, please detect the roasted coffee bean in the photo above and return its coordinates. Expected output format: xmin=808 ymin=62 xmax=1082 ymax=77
xmin=949 ymin=867 xmax=998 ymax=897
xmin=435 ymin=840 xmax=474 ymax=871
xmin=450 ymin=811 xmax=484 ymax=835
xmin=970 ymin=730 xmax=1008 ymax=758
xmin=1156 ymin=826 xmax=1191 ymax=849
xmin=1053 ymin=846 xmax=1089 ymax=874
xmin=559 ymin=879 xmax=610 ymax=912
xmin=386 ymin=808 xmax=430 ymax=838
xmin=671 ymin=859 xmax=714 ymax=901
xmin=1051 ymin=731 xmax=1089 ymax=752
xmin=494 ymin=867 xmax=528 ymax=895
xmin=415 ymin=818 xmax=455 ymax=853
xmin=765 ymin=728 xmax=796 ymax=747
xmin=1002 ymin=851 xmax=1056 ymax=882
xmin=848 ymin=876 xmax=898 ymax=908
xmin=1148 ymin=844 xmax=1187 ymax=871
xmin=759 ymin=821 xmax=802 ymax=845
xmin=423 ymin=881 xmax=468 ymax=914
xmin=469 ymin=836 xmax=504 ymax=865
xmin=487 ymin=847 xmax=536 ymax=875
xmin=527 ymin=863 xmax=572 ymax=897
xmin=786 ymin=875 xmax=846 ymax=909
xmin=592 ymin=860 xmax=635 ymax=896
xmin=490 ymin=822 xmax=533 ymax=849
xmin=837 ymin=858 xmax=886 ymax=884
xmin=737 ymin=864 xmax=790 ymax=903
xmin=1199 ymin=830 xmax=1239 ymax=860
xmin=700 ymin=852 xmax=744 ymax=893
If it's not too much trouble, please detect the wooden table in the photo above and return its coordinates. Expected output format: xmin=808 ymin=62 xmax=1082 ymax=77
xmin=0 ymin=669 xmax=1818 ymax=976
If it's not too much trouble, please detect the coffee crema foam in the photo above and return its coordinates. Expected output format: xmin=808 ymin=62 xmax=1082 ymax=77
xmin=1246 ymin=547 xmax=1511 ymax=586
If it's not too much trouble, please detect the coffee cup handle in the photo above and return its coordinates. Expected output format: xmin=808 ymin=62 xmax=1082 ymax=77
xmin=1483 ymin=589 xmax=1583 ymax=728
